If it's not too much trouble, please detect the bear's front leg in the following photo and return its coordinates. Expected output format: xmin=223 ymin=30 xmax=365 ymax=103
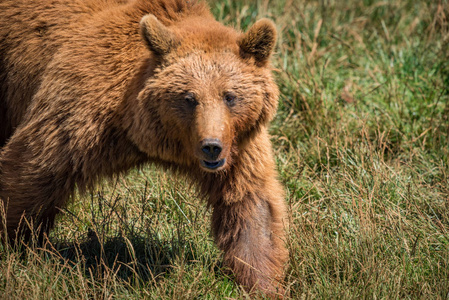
xmin=0 ymin=129 xmax=70 ymax=243
xmin=207 ymin=132 xmax=288 ymax=297
xmin=212 ymin=192 xmax=287 ymax=296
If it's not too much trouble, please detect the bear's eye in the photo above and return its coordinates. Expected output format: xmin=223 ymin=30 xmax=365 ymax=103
xmin=224 ymin=92 xmax=237 ymax=107
xmin=184 ymin=93 xmax=198 ymax=106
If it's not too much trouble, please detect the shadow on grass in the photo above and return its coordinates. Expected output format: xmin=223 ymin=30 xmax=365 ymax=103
xmin=49 ymin=230 xmax=200 ymax=284
xmin=0 ymin=187 xmax=225 ymax=291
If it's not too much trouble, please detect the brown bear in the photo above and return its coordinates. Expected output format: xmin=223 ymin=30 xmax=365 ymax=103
xmin=0 ymin=0 xmax=288 ymax=296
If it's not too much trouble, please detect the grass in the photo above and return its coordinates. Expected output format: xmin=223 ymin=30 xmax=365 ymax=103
xmin=1 ymin=0 xmax=448 ymax=298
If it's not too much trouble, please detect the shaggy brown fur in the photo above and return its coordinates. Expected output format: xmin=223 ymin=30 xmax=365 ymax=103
xmin=0 ymin=0 xmax=288 ymax=296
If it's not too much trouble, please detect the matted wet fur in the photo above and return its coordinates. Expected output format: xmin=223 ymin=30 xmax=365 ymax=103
xmin=0 ymin=0 xmax=288 ymax=296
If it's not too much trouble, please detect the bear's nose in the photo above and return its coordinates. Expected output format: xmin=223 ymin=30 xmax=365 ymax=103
xmin=201 ymin=139 xmax=222 ymax=161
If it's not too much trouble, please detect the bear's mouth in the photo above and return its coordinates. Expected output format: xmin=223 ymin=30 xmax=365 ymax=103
xmin=201 ymin=158 xmax=226 ymax=170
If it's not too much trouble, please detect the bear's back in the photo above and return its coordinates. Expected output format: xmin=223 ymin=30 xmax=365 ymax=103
xmin=0 ymin=0 xmax=116 ymax=145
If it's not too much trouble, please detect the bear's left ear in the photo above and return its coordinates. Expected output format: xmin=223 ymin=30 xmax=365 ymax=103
xmin=238 ymin=19 xmax=277 ymax=66
xmin=140 ymin=14 xmax=180 ymax=56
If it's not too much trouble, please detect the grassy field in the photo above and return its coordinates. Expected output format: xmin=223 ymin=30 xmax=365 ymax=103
xmin=1 ymin=0 xmax=448 ymax=298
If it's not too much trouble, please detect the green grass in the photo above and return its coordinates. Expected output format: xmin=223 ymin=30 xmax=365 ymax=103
xmin=1 ymin=0 xmax=448 ymax=298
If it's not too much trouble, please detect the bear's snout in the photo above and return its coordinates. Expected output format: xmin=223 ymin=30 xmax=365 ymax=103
xmin=200 ymin=139 xmax=222 ymax=161
xmin=198 ymin=138 xmax=226 ymax=171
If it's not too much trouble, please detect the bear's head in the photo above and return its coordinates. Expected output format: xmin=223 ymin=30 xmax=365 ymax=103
xmin=132 ymin=14 xmax=279 ymax=173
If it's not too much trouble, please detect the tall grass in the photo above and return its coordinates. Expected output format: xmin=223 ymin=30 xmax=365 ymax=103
xmin=1 ymin=0 xmax=448 ymax=298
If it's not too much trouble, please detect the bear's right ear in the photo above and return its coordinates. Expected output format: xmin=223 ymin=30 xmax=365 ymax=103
xmin=140 ymin=14 xmax=179 ymax=56
xmin=238 ymin=18 xmax=277 ymax=66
